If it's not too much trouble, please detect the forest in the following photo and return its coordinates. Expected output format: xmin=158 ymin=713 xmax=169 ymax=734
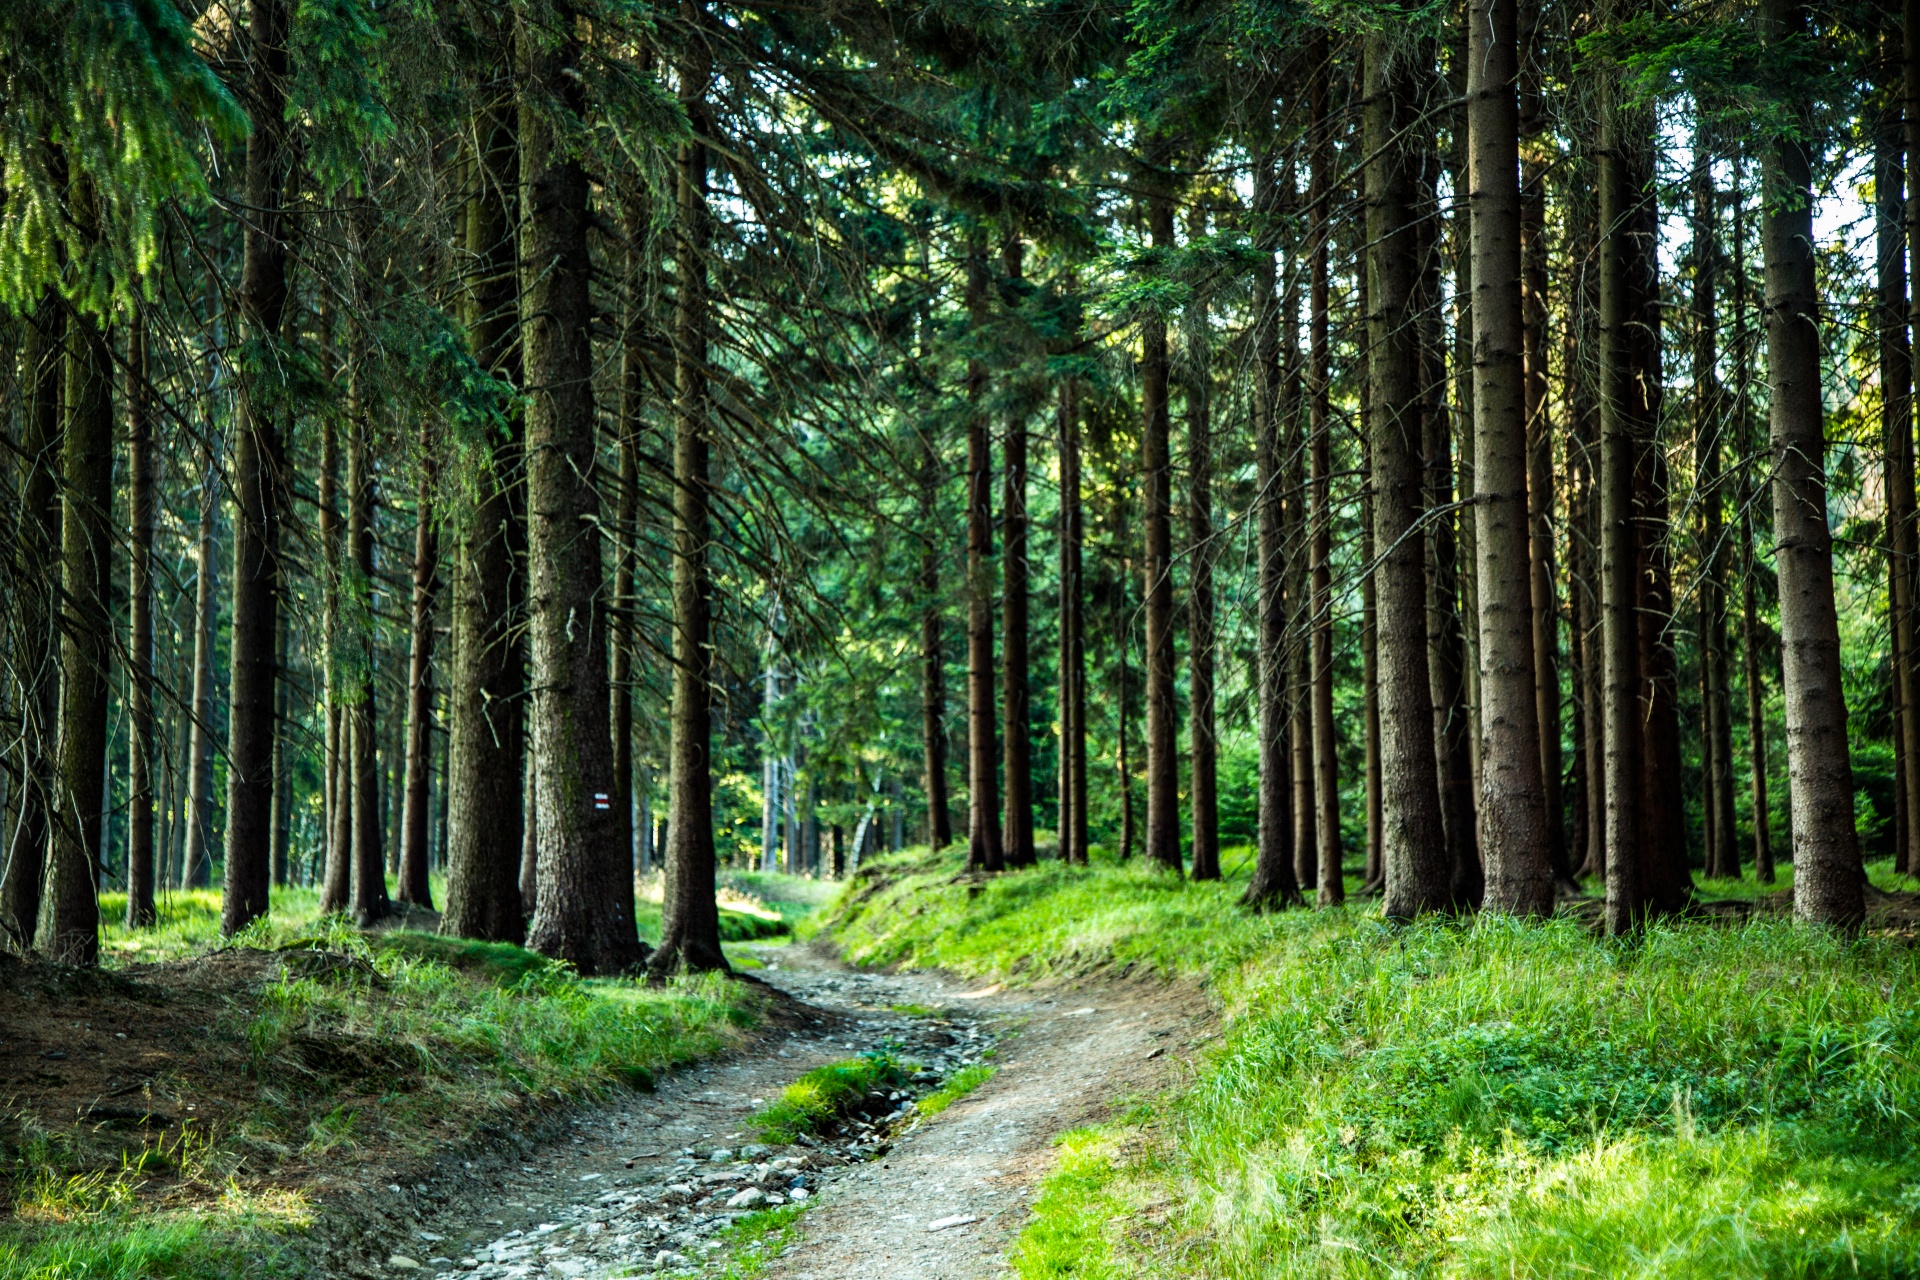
xmin=12 ymin=0 xmax=1920 ymax=965
xmin=4 ymin=0 xmax=1920 ymax=1273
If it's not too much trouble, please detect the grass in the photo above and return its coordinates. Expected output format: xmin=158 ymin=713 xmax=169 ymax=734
xmin=749 ymin=1056 xmax=908 ymax=1144
xmin=707 ymin=1203 xmax=809 ymax=1278
xmin=5 ymin=872 xmax=838 ymax=1280
xmin=827 ymin=848 xmax=1920 ymax=1278
xmin=914 ymin=1064 xmax=994 ymax=1118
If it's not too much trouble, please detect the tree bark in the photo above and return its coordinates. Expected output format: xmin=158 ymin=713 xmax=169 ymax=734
xmin=964 ymin=242 xmax=1003 ymax=873
xmin=1187 ymin=277 xmax=1220 ymax=882
xmin=1468 ymin=0 xmax=1554 ymax=916
xmin=1765 ymin=0 xmax=1862 ymax=926
xmin=1599 ymin=42 xmax=1645 ymax=931
xmin=919 ymin=427 xmax=953 ymax=849
xmin=442 ymin=82 xmax=526 ymax=942
xmin=184 ymin=449 xmax=218 ymax=891
xmin=270 ymin=606 xmax=291 ymax=888
xmin=398 ymin=425 xmax=439 ymax=909
xmin=1696 ymin=123 xmax=1739 ymax=881
xmin=38 ymin=220 xmax=114 ymax=964
xmin=1286 ymin=297 xmax=1316 ymax=894
xmin=1732 ymin=158 xmax=1776 ymax=884
xmin=1891 ymin=3 xmax=1920 ymax=878
xmin=345 ymin=297 xmax=388 ymax=926
xmin=648 ymin=3 xmax=724 ymax=974
xmin=1566 ymin=171 xmax=1605 ymax=880
xmin=1142 ymin=169 xmax=1181 ymax=875
xmin=2 ymin=293 xmax=61 ymax=947
xmin=220 ymin=0 xmax=291 ymax=938
xmin=1518 ymin=0 xmax=1569 ymax=892
xmin=515 ymin=3 xmax=645 ymax=973
xmin=126 ymin=304 xmax=157 ymax=928
xmin=1001 ymin=238 xmax=1035 ymax=869
xmin=1430 ymin=136 xmax=1480 ymax=910
xmin=612 ymin=208 xmax=642 ymax=886
xmin=1307 ymin=63 xmax=1341 ymax=902
xmin=1242 ymin=143 xmax=1301 ymax=910
xmin=1059 ymin=380 xmax=1089 ymax=864
xmin=1369 ymin=32 xmax=1452 ymax=919
xmin=1361 ymin=341 xmax=1384 ymax=893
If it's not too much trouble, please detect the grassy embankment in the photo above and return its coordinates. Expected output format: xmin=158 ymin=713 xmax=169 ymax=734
xmin=825 ymin=848 xmax=1920 ymax=1278
xmin=0 ymin=873 xmax=825 ymax=1280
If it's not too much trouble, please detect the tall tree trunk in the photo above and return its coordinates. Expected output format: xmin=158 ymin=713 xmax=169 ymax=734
xmin=1599 ymin=38 xmax=1645 ymax=930
xmin=964 ymin=242 xmax=1003 ymax=873
xmin=270 ymin=605 xmax=291 ymax=887
xmin=1059 ymin=380 xmax=1089 ymax=864
xmin=613 ymin=190 xmax=648 ymax=885
xmin=1518 ymin=0 xmax=1569 ymax=892
xmin=1369 ymin=32 xmax=1452 ymax=918
xmin=1695 ymin=123 xmax=1739 ymax=881
xmin=1307 ymin=61 xmax=1341 ymax=902
xmin=1635 ymin=179 xmax=1693 ymax=914
xmin=318 ymin=301 xmax=346 ymax=909
xmin=1187 ymin=282 xmax=1220 ymax=882
xmin=39 ymin=209 xmax=114 ymax=964
xmin=346 ymin=302 xmax=388 ymax=926
xmin=1142 ymin=170 xmax=1181 ymax=875
xmin=1468 ymin=0 xmax=1553 ymax=916
xmin=1001 ymin=239 xmax=1036 ymax=869
xmin=442 ymin=83 xmax=526 ymax=942
xmin=1733 ymin=158 xmax=1776 ymax=884
xmin=184 ymin=451 xmax=218 ymax=891
xmin=398 ymin=427 xmax=439 ymax=909
xmin=517 ymin=2 xmax=645 ymax=973
xmin=919 ymin=429 xmax=953 ymax=849
xmin=1242 ymin=143 xmax=1301 ymax=910
xmin=1428 ymin=136 xmax=1480 ymax=910
xmin=1361 ymin=352 xmax=1384 ymax=893
xmin=3 ymin=294 xmax=61 ymax=947
xmin=649 ymin=3 xmax=724 ymax=973
xmin=1890 ymin=5 xmax=1920 ymax=879
xmin=1764 ymin=0 xmax=1861 ymax=926
xmin=220 ymin=0 xmax=291 ymax=937
xmin=1286 ymin=292 xmax=1316 ymax=893
xmin=126 ymin=304 xmax=157 ymax=928
xmin=1567 ymin=171 xmax=1605 ymax=880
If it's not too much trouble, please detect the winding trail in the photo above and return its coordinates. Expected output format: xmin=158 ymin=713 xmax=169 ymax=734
xmin=755 ymin=946 xmax=1211 ymax=1280
xmin=363 ymin=943 xmax=1210 ymax=1280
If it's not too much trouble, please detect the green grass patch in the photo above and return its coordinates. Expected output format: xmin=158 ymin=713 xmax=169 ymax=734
xmin=829 ymin=850 xmax=1920 ymax=1277
xmin=915 ymin=1064 xmax=994 ymax=1117
xmin=750 ymin=1056 xmax=907 ymax=1144
xmin=709 ymin=1203 xmax=809 ymax=1278
xmin=0 ymin=1209 xmax=307 ymax=1280
xmin=369 ymin=931 xmax=556 ymax=985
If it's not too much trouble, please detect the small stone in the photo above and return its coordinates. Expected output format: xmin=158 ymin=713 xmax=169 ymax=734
xmin=655 ymin=1250 xmax=689 ymax=1268
xmin=708 ymin=1148 xmax=734 ymax=1163
xmin=739 ymin=1143 xmax=770 ymax=1159
xmin=926 ymin=1214 xmax=979 ymax=1232
xmin=726 ymin=1188 xmax=766 ymax=1210
xmin=388 ymin=1256 xmax=422 ymax=1270
xmin=789 ymin=1188 xmax=810 ymax=1202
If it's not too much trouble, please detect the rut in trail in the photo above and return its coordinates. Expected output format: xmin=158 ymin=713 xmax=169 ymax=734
xmin=377 ymin=944 xmax=1209 ymax=1280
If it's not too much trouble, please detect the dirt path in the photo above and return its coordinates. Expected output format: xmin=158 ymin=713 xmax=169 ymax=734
xmin=754 ymin=947 xmax=1211 ymax=1280
xmin=376 ymin=944 xmax=1209 ymax=1280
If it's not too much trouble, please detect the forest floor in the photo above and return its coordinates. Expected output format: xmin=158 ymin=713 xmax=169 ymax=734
xmin=826 ymin=850 xmax=1920 ymax=1278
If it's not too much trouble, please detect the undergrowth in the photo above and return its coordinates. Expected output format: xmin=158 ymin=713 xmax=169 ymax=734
xmin=2 ymin=878 xmax=818 ymax=1280
xmin=750 ymin=1056 xmax=907 ymax=1143
xmin=916 ymin=1064 xmax=994 ymax=1118
xmin=829 ymin=850 xmax=1920 ymax=1278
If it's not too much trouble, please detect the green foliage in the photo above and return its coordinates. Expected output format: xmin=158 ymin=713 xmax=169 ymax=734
xmin=750 ymin=1055 xmax=908 ymax=1144
xmin=915 ymin=1064 xmax=994 ymax=1117
xmin=831 ymin=856 xmax=1920 ymax=1276
xmin=0 ymin=0 xmax=245 ymax=314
